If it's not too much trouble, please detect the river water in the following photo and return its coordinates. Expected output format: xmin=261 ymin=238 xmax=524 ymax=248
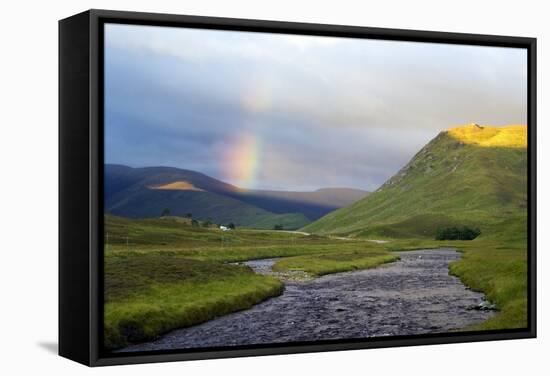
xmin=119 ymin=248 xmax=494 ymax=352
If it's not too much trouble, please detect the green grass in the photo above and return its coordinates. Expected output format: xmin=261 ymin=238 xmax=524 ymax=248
xmin=106 ymin=214 xmax=315 ymax=249
xmin=105 ymin=215 xmax=396 ymax=263
xmin=104 ymin=255 xmax=283 ymax=349
xmin=389 ymin=231 xmax=527 ymax=331
xmin=103 ymin=215 xmax=399 ymax=349
xmin=103 ymin=124 xmax=529 ymax=349
xmin=300 ymin=126 xmax=528 ymax=331
xmin=273 ymin=251 xmax=399 ymax=276
xmin=104 ymin=209 xmax=528 ymax=347
xmin=247 ymin=212 xmax=311 ymax=230
xmin=303 ymin=131 xmax=527 ymax=238
xmin=107 ymin=187 xmax=311 ymax=230
xmin=448 ymin=240 xmax=527 ymax=330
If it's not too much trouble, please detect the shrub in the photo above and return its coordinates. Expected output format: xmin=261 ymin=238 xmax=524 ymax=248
xmin=435 ymin=226 xmax=481 ymax=240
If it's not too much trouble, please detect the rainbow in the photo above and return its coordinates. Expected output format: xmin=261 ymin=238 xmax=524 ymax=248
xmin=222 ymin=133 xmax=261 ymax=189
xmin=220 ymin=77 xmax=273 ymax=189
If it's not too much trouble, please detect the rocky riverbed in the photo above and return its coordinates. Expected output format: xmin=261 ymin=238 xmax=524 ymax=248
xmin=119 ymin=248 xmax=494 ymax=352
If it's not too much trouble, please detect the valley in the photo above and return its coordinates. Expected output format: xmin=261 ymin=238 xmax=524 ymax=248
xmin=104 ymin=124 xmax=529 ymax=351
xmin=104 ymin=164 xmax=369 ymax=229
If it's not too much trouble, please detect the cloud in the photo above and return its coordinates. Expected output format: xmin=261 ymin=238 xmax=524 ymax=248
xmin=104 ymin=23 xmax=527 ymax=191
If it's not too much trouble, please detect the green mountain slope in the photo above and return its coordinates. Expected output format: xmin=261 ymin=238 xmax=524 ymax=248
xmin=105 ymin=165 xmax=368 ymax=230
xmin=108 ymin=188 xmax=310 ymax=230
xmin=303 ymin=124 xmax=527 ymax=238
xmin=105 ymin=165 xmax=368 ymax=222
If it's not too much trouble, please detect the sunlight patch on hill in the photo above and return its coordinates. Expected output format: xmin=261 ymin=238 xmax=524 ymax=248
xmin=447 ymin=124 xmax=526 ymax=148
xmin=149 ymin=181 xmax=204 ymax=191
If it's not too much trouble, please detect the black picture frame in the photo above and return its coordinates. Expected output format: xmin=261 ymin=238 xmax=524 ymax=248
xmin=59 ymin=9 xmax=537 ymax=367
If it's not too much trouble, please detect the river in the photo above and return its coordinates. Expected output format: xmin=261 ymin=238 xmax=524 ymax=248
xmin=119 ymin=248 xmax=494 ymax=352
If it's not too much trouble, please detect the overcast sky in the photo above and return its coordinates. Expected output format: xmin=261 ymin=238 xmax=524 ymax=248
xmin=104 ymin=23 xmax=527 ymax=191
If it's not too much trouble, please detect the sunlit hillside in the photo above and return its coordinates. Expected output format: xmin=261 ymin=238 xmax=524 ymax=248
xmin=447 ymin=124 xmax=527 ymax=148
xmin=150 ymin=181 xmax=204 ymax=191
xmin=303 ymin=124 xmax=527 ymax=238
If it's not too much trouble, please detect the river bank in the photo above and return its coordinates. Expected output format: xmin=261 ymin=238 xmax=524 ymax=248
xmin=119 ymin=248 xmax=494 ymax=352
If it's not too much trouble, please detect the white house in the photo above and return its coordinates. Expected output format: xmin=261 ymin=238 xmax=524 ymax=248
xmin=219 ymin=225 xmax=230 ymax=231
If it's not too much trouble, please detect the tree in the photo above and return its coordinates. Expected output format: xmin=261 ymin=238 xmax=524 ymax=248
xmin=274 ymin=224 xmax=284 ymax=230
xmin=160 ymin=208 xmax=170 ymax=217
xmin=185 ymin=213 xmax=193 ymax=218
xmin=191 ymin=219 xmax=199 ymax=227
xmin=227 ymin=222 xmax=235 ymax=229
xmin=202 ymin=220 xmax=213 ymax=228
xmin=435 ymin=226 xmax=481 ymax=240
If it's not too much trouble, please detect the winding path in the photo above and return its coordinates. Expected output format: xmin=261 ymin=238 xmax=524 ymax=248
xmin=120 ymin=248 xmax=494 ymax=352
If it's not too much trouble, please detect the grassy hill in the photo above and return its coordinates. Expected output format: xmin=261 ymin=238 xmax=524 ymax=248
xmin=303 ymin=124 xmax=527 ymax=239
xmin=105 ymin=165 xmax=368 ymax=229
xmin=103 ymin=124 xmax=530 ymax=348
xmin=303 ymin=124 xmax=529 ymax=330
xmin=107 ymin=187 xmax=310 ymax=230
xmin=236 ymin=188 xmax=368 ymax=218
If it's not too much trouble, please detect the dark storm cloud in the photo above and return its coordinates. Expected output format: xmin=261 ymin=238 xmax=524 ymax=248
xmin=104 ymin=24 xmax=527 ymax=191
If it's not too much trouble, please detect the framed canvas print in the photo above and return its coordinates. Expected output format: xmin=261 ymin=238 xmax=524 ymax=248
xmin=59 ymin=9 xmax=536 ymax=366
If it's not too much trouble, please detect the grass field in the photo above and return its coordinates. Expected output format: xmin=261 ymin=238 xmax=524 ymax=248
xmin=385 ymin=224 xmax=528 ymax=331
xmin=104 ymin=215 xmax=399 ymax=349
xmin=104 ymin=213 xmax=528 ymax=350
xmin=103 ymin=125 xmax=528 ymax=350
xmin=272 ymin=251 xmax=399 ymax=276
xmin=104 ymin=212 xmax=527 ymax=350
xmin=104 ymin=255 xmax=283 ymax=349
xmin=448 ymin=238 xmax=527 ymax=330
xmin=299 ymin=125 xmax=528 ymax=331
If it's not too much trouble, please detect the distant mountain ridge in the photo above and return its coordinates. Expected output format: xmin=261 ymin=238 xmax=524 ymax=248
xmin=303 ymin=124 xmax=527 ymax=238
xmin=104 ymin=164 xmax=369 ymax=229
